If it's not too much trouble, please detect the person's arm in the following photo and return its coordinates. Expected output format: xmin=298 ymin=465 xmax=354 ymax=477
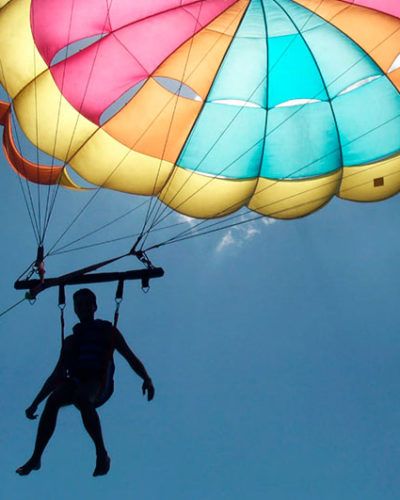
xmin=114 ymin=330 xmax=155 ymax=401
xmin=25 ymin=341 xmax=69 ymax=419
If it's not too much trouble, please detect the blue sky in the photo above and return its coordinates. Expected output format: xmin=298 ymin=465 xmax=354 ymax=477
xmin=0 ymin=130 xmax=400 ymax=499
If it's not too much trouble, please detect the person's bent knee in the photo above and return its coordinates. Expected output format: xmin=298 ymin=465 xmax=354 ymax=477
xmin=46 ymin=383 xmax=74 ymax=409
xmin=45 ymin=392 xmax=64 ymax=410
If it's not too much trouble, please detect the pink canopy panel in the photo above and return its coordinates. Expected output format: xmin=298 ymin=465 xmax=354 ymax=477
xmin=31 ymin=0 xmax=238 ymax=125
xmin=339 ymin=0 xmax=400 ymax=18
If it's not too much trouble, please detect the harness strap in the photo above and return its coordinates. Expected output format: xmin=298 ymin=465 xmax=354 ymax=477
xmin=113 ymin=279 xmax=124 ymax=328
xmin=58 ymin=285 xmax=66 ymax=344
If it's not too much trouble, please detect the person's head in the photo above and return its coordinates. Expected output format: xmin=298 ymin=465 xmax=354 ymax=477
xmin=73 ymin=288 xmax=97 ymax=322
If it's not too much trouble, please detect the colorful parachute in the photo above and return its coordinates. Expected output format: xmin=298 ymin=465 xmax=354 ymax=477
xmin=0 ymin=0 xmax=399 ymax=222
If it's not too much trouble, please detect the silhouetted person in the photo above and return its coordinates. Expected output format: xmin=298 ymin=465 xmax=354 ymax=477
xmin=16 ymin=288 xmax=154 ymax=477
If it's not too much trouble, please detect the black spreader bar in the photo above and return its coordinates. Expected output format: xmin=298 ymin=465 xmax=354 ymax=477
xmin=14 ymin=267 xmax=165 ymax=297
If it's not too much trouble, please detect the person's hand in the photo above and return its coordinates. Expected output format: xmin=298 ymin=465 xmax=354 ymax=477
xmin=142 ymin=378 xmax=155 ymax=401
xmin=25 ymin=403 xmax=38 ymax=420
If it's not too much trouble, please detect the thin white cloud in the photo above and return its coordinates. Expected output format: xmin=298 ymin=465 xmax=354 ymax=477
xmin=215 ymin=216 xmax=276 ymax=253
xmin=176 ymin=213 xmax=197 ymax=227
xmin=216 ymin=230 xmax=235 ymax=253
xmin=261 ymin=217 xmax=276 ymax=226
xmin=244 ymin=226 xmax=260 ymax=239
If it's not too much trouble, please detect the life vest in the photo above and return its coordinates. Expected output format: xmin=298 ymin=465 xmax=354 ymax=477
xmin=70 ymin=319 xmax=114 ymax=376
xmin=68 ymin=319 xmax=115 ymax=407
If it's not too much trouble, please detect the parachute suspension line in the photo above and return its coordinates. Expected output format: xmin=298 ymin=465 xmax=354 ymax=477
xmin=43 ymin=0 xmax=259 ymax=254
xmin=50 ymin=216 xmax=200 ymax=256
xmin=42 ymin=0 xmax=77 ymax=244
xmin=138 ymin=0 xmax=323 ymax=237
xmin=43 ymin=19 xmax=202 ymax=254
xmin=48 ymin=106 xmax=400 ymax=258
xmin=48 ymin=199 xmax=149 ymax=256
xmin=58 ymin=285 xmax=66 ymax=345
xmin=146 ymin=154 xmax=400 ymax=250
xmin=30 ymin=3 xmax=44 ymax=239
xmin=139 ymin=1 xmax=253 ymax=247
xmin=41 ymin=0 xmax=116 ymax=244
xmin=146 ymin=213 xmax=265 ymax=250
xmin=0 ymin=296 xmax=28 ymax=320
xmin=7 ymin=110 xmax=41 ymax=244
xmin=41 ymin=0 xmax=179 ymax=252
xmin=49 ymin=147 xmax=400 ymax=257
xmin=143 ymin=112 xmax=400 ymax=250
xmin=51 ymin=134 xmax=400 ymax=258
xmin=46 ymin=189 xmax=103 ymax=256
xmin=18 ymin=0 xmax=396 ymax=254
xmin=140 ymin=90 xmax=400 ymax=241
xmin=42 ymin=0 xmax=250 ymax=256
xmin=0 ymin=61 xmax=41 ymax=243
xmin=139 ymin=15 xmax=399 ymax=238
xmin=258 ymin=0 xmax=270 ymax=193
xmin=138 ymin=0 xmax=207 ymax=242
xmin=113 ymin=279 xmax=124 ymax=328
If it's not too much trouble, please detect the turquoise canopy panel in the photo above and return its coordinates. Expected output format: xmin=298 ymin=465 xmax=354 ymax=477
xmin=178 ymin=0 xmax=267 ymax=179
xmin=262 ymin=102 xmax=341 ymax=179
xmin=179 ymin=0 xmax=400 ymax=182
xmin=178 ymin=103 xmax=266 ymax=179
xmin=334 ymin=77 xmax=400 ymax=165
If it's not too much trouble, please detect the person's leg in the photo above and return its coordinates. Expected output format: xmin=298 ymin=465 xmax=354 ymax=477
xmin=74 ymin=380 xmax=110 ymax=476
xmin=16 ymin=382 xmax=74 ymax=475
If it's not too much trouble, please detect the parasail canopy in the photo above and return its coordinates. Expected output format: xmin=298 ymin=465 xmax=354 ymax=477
xmin=0 ymin=0 xmax=399 ymax=227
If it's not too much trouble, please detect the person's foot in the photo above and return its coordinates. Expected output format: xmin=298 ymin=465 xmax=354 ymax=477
xmin=93 ymin=453 xmax=110 ymax=477
xmin=16 ymin=457 xmax=41 ymax=476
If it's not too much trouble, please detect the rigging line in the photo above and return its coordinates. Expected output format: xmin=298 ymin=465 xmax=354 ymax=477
xmin=45 ymin=0 xmax=318 ymax=253
xmin=42 ymin=0 xmax=77 ymax=242
xmin=144 ymin=163 xmax=400 ymax=251
xmin=257 ymin=0 xmax=270 ymax=202
xmin=141 ymin=7 xmax=399 ymax=233
xmin=6 ymin=0 xmax=210 ymax=111
xmin=51 ymin=233 xmax=144 ymax=256
xmin=46 ymin=182 xmax=105 ymax=256
xmin=35 ymin=0 xmax=400 ymax=254
xmin=145 ymin=93 xmax=399 ymax=243
xmin=31 ymin=4 xmax=42 ymax=237
xmin=151 ymin=151 xmax=400 ymax=249
xmin=141 ymin=65 xmax=400 ymax=235
xmin=8 ymin=112 xmax=41 ymax=243
xmin=50 ymin=217 xmax=196 ymax=256
xmin=0 ymin=297 xmax=27 ymax=320
xmin=41 ymin=0 xmax=399 ymax=252
xmin=45 ymin=3 xmax=244 ymax=254
xmin=55 ymin=143 xmax=400 ymax=257
xmin=0 ymin=66 xmax=41 ymax=242
xmin=138 ymin=0 xmax=329 ymax=235
xmin=139 ymin=0 xmax=254 ymax=248
xmin=41 ymin=0 xmax=213 ymax=242
xmin=139 ymin=101 xmax=400 ymax=240
xmin=139 ymin=0 xmax=206 ymax=240
xmin=15 ymin=260 xmax=37 ymax=282
xmin=48 ymin=198 xmax=149 ymax=255
xmin=273 ymin=0 xmax=345 ymax=166
xmin=41 ymin=0 xmax=116 ymax=243
xmin=138 ymin=0 xmax=225 ymax=238
xmin=142 ymin=112 xmax=400 ymax=246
